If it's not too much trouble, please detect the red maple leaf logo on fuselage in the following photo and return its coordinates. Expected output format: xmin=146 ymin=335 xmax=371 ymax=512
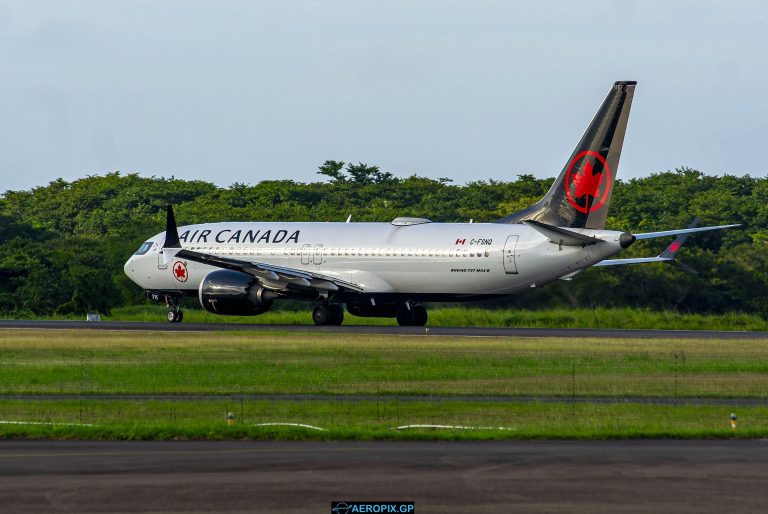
xmin=173 ymin=261 xmax=188 ymax=282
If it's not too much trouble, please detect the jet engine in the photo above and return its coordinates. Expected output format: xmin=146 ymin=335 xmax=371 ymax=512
xmin=198 ymin=269 xmax=276 ymax=315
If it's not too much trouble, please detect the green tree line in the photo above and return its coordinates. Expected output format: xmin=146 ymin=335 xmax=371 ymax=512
xmin=0 ymin=162 xmax=764 ymax=316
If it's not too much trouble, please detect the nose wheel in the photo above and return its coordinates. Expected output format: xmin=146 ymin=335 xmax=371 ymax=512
xmin=167 ymin=309 xmax=184 ymax=323
xmin=165 ymin=294 xmax=183 ymax=323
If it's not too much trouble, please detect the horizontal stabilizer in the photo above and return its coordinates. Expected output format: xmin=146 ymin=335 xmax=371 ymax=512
xmin=524 ymin=220 xmax=600 ymax=246
xmin=595 ymin=256 xmax=673 ymax=266
xmin=634 ymin=224 xmax=740 ymax=240
xmin=595 ymin=218 xmax=727 ymax=274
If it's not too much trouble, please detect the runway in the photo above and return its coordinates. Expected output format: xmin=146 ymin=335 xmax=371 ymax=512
xmin=1 ymin=319 xmax=768 ymax=339
xmin=0 ymin=440 xmax=766 ymax=513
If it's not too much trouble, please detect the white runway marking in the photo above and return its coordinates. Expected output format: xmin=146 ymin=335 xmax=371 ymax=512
xmin=253 ymin=422 xmax=328 ymax=431
xmin=0 ymin=420 xmax=95 ymax=427
xmin=394 ymin=424 xmax=516 ymax=431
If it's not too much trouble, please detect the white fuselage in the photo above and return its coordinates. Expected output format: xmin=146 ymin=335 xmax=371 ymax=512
xmin=124 ymin=221 xmax=628 ymax=298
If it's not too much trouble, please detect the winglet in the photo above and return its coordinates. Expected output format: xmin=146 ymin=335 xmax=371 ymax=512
xmin=659 ymin=218 xmax=699 ymax=261
xmin=164 ymin=205 xmax=181 ymax=249
xmin=658 ymin=218 xmax=700 ymax=275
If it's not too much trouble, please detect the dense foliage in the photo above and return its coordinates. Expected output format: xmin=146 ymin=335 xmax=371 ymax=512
xmin=0 ymin=162 xmax=763 ymax=316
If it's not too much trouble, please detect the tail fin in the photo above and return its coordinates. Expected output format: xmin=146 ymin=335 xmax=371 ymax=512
xmin=498 ymin=81 xmax=636 ymax=229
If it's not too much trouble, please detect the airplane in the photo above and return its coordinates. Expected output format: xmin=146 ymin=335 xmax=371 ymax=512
xmin=123 ymin=81 xmax=739 ymax=325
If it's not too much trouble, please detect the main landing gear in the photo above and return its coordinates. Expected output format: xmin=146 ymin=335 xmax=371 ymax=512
xmin=396 ymin=303 xmax=428 ymax=327
xmin=312 ymin=302 xmax=344 ymax=326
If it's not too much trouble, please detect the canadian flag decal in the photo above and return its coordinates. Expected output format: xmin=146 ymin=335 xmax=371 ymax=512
xmin=455 ymin=238 xmax=466 ymax=245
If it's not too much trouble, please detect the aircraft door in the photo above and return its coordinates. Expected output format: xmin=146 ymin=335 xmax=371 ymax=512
xmin=157 ymin=242 xmax=168 ymax=270
xmin=503 ymin=235 xmax=519 ymax=274
xmin=313 ymin=244 xmax=323 ymax=265
xmin=301 ymin=244 xmax=312 ymax=265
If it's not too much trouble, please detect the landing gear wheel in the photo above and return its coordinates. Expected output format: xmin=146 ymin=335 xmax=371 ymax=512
xmin=167 ymin=310 xmax=183 ymax=323
xmin=411 ymin=305 xmax=427 ymax=326
xmin=312 ymin=304 xmax=330 ymax=325
xmin=396 ymin=304 xmax=428 ymax=327
xmin=313 ymin=303 xmax=345 ymax=326
xmin=328 ymin=304 xmax=344 ymax=326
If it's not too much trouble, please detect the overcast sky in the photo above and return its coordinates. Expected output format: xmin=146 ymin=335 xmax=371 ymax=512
xmin=1 ymin=0 xmax=766 ymax=192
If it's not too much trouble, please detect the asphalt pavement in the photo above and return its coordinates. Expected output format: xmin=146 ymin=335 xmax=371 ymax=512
xmin=0 ymin=439 xmax=767 ymax=513
xmin=1 ymin=319 xmax=767 ymax=338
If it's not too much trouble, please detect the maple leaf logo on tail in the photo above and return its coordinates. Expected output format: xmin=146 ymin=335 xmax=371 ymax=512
xmin=565 ymin=150 xmax=611 ymax=214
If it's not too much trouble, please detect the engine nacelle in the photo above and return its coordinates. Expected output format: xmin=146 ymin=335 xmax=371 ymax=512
xmin=198 ymin=269 xmax=276 ymax=316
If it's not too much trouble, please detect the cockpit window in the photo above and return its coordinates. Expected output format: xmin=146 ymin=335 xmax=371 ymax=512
xmin=134 ymin=242 xmax=153 ymax=255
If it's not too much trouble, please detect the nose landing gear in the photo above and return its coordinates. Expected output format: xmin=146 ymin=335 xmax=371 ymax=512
xmin=148 ymin=291 xmax=184 ymax=323
xmin=167 ymin=308 xmax=184 ymax=323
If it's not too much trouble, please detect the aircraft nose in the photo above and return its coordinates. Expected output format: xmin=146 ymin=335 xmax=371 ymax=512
xmin=123 ymin=257 xmax=134 ymax=277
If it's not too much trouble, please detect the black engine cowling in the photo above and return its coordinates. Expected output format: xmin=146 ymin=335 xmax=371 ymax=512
xmin=198 ymin=269 xmax=275 ymax=316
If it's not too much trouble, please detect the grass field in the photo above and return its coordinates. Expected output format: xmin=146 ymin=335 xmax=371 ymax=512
xmin=0 ymin=329 xmax=766 ymax=439
xmin=11 ymin=305 xmax=768 ymax=331
xmin=1 ymin=399 xmax=763 ymax=440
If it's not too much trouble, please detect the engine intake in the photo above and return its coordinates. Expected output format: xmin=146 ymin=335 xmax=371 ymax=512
xmin=198 ymin=269 xmax=275 ymax=316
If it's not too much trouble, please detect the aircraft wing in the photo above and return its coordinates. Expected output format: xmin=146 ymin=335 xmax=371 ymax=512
xmin=174 ymin=248 xmax=364 ymax=293
xmin=161 ymin=205 xmax=363 ymax=293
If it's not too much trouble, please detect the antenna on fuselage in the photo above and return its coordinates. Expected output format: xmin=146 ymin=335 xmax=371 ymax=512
xmin=346 ymin=214 xmax=352 ymax=223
